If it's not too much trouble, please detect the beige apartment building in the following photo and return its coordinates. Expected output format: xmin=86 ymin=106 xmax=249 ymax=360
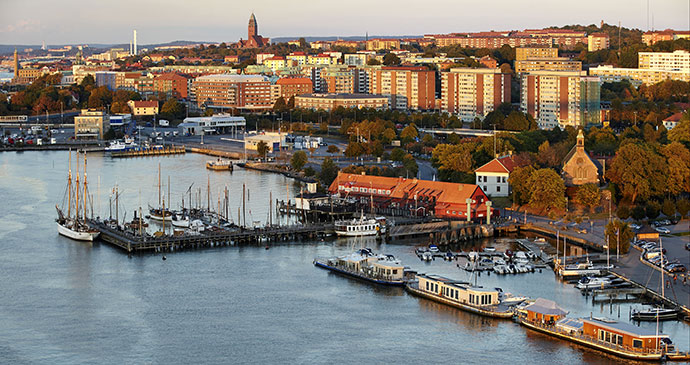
xmin=367 ymin=66 xmax=436 ymax=110
xmin=441 ymin=68 xmax=511 ymax=122
xmin=515 ymin=58 xmax=582 ymax=73
xmin=515 ymin=47 xmax=559 ymax=61
xmin=74 ymin=109 xmax=110 ymax=139
xmin=295 ymin=93 xmax=389 ymax=111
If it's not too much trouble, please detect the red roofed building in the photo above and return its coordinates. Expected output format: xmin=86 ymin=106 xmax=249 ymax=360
xmin=663 ymin=112 xmax=684 ymax=131
xmin=153 ymin=73 xmax=190 ymax=99
xmin=329 ymin=172 xmax=495 ymax=220
xmin=238 ymin=13 xmax=270 ymax=48
xmin=127 ymin=100 xmax=159 ymax=116
xmin=276 ymin=77 xmax=313 ymax=99
xmin=475 ymin=154 xmax=526 ymax=197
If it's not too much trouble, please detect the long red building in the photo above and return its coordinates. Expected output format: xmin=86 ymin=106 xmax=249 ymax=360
xmin=329 ymin=172 xmax=495 ymax=220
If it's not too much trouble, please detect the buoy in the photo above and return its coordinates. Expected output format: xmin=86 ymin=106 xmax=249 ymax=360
xmin=162 ymin=255 xmax=167 ymax=261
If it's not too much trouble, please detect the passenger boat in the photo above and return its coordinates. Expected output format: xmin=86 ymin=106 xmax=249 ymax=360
xmin=206 ymin=158 xmax=233 ymax=171
xmin=575 ymin=276 xmax=612 ymax=290
xmin=516 ymin=298 xmax=690 ymax=361
xmin=334 ymin=215 xmax=386 ymax=237
xmin=56 ymin=150 xmax=100 ymax=241
xmin=558 ymin=262 xmax=612 ymax=278
xmin=313 ymin=248 xmax=413 ymax=286
xmin=631 ymin=306 xmax=679 ymax=321
xmin=105 ymin=139 xmax=138 ymax=152
xmin=405 ymin=274 xmax=516 ymax=318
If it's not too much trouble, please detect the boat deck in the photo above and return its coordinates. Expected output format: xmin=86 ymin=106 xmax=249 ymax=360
xmin=405 ymin=282 xmax=514 ymax=319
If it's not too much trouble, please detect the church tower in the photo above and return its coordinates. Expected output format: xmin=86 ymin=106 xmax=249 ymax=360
xmin=13 ymin=48 xmax=19 ymax=79
xmin=248 ymin=13 xmax=258 ymax=39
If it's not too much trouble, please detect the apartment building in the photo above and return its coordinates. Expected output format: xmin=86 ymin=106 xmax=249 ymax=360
xmin=638 ymin=50 xmax=690 ymax=71
xmin=515 ymin=47 xmax=559 ymax=61
xmin=366 ymin=38 xmax=400 ymax=51
xmin=127 ymin=100 xmax=159 ymax=116
xmin=589 ymin=65 xmax=690 ymax=86
xmin=441 ymin=68 xmax=511 ymax=122
xmin=153 ymin=72 xmax=190 ymax=99
xmin=368 ymin=66 xmax=435 ymax=110
xmin=515 ymin=58 xmax=582 ymax=73
xmin=642 ymin=30 xmax=690 ymax=45
xmin=320 ymin=66 xmax=355 ymax=93
xmin=520 ymin=71 xmax=600 ymax=129
xmin=587 ymin=33 xmax=609 ymax=51
xmin=193 ymin=74 xmax=274 ymax=110
xmin=276 ymin=77 xmax=313 ymax=99
xmin=74 ymin=109 xmax=110 ymax=139
xmin=286 ymin=52 xmax=308 ymax=66
xmin=344 ymin=53 xmax=370 ymax=66
xmin=295 ymin=93 xmax=389 ymax=111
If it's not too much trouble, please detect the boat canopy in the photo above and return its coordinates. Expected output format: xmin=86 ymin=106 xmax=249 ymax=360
xmin=524 ymin=298 xmax=569 ymax=316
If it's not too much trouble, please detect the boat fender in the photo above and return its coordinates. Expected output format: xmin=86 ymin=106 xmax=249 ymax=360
xmin=162 ymin=255 xmax=167 ymax=261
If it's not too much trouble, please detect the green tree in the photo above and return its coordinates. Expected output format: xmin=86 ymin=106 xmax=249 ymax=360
xmin=382 ymin=53 xmax=401 ymax=66
xmin=661 ymin=142 xmax=690 ymax=196
xmin=273 ymin=96 xmax=288 ymax=113
xmin=367 ymin=58 xmax=381 ymax=66
xmin=290 ymin=151 xmax=308 ymax=171
xmin=616 ymin=205 xmax=631 ymax=219
xmin=381 ymin=128 xmax=397 ymax=144
xmin=607 ymin=143 xmax=666 ymax=203
xmin=645 ymin=200 xmax=661 ymax=220
xmin=344 ymin=141 xmax=365 ymax=157
xmin=605 ymin=220 xmax=633 ymax=254
xmin=401 ymin=153 xmax=419 ymax=177
xmin=160 ymin=99 xmax=185 ymax=120
xmin=575 ymin=183 xmax=601 ymax=213
xmin=319 ymin=157 xmax=339 ymax=186
xmin=88 ymin=86 xmax=112 ymax=109
xmin=304 ymin=167 xmax=316 ymax=177
xmin=632 ymin=205 xmax=646 ymax=220
xmin=528 ymin=168 xmax=566 ymax=212
xmin=431 ymin=143 xmax=474 ymax=173
xmin=509 ymin=165 xmax=536 ymax=206
xmin=256 ymin=141 xmax=269 ymax=161
xmin=390 ymin=147 xmax=407 ymax=162
xmin=662 ymin=199 xmax=676 ymax=217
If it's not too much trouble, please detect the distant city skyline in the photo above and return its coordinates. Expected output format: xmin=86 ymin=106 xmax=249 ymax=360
xmin=1 ymin=0 xmax=688 ymax=45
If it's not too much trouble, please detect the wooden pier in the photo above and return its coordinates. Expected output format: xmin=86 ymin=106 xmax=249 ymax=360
xmin=87 ymin=219 xmax=334 ymax=253
xmin=110 ymin=146 xmax=186 ymax=158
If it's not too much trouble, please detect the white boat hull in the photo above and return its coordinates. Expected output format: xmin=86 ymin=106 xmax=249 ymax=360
xmin=335 ymin=229 xmax=379 ymax=237
xmin=57 ymin=222 xmax=99 ymax=242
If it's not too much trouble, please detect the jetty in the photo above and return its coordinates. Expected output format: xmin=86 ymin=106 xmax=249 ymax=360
xmin=87 ymin=218 xmax=334 ymax=253
xmin=110 ymin=146 xmax=186 ymax=158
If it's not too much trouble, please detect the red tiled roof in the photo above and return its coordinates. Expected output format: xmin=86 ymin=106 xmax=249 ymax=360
xmin=664 ymin=112 xmax=684 ymax=122
xmin=475 ymin=155 xmax=524 ymax=174
xmin=132 ymin=100 xmax=158 ymax=108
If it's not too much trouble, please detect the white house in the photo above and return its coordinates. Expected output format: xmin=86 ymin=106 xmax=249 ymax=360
xmin=474 ymin=155 xmax=521 ymax=198
xmin=662 ymin=112 xmax=684 ymax=131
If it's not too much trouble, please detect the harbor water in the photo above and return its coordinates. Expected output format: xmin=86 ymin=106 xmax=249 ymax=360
xmin=0 ymin=151 xmax=688 ymax=364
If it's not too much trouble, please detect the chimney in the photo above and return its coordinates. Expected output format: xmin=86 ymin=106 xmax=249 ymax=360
xmin=133 ymin=30 xmax=138 ymax=56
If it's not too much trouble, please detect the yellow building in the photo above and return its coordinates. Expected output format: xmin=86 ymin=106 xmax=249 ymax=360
xmin=75 ymin=109 xmax=110 ymax=139
xmin=587 ymin=33 xmax=609 ymax=52
xmin=515 ymin=58 xmax=582 ymax=73
xmin=515 ymin=47 xmax=558 ymax=61
xmin=366 ymin=38 xmax=400 ymax=51
xmin=295 ymin=93 xmax=389 ymax=111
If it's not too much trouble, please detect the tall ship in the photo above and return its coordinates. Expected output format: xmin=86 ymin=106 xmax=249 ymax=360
xmin=313 ymin=247 xmax=414 ymax=286
xmin=55 ymin=151 xmax=100 ymax=241
xmin=405 ymin=274 xmax=518 ymax=318
xmin=148 ymin=163 xmax=172 ymax=221
xmin=334 ymin=215 xmax=386 ymax=237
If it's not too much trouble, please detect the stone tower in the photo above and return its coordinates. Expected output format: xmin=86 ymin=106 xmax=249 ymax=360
xmin=13 ymin=48 xmax=19 ymax=79
xmin=248 ymin=13 xmax=258 ymax=39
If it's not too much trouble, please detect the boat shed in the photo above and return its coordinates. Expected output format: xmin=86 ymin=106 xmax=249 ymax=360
xmin=580 ymin=317 xmax=670 ymax=351
xmin=178 ymin=114 xmax=246 ymax=136
xmin=523 ymin=298 xmax=568 ymax=324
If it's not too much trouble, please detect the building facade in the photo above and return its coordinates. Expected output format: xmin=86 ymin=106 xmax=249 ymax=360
xmin=276 ymin=77 xmax=313 ymax=99
xmin=515 ymin=58 xmax=582 ymax=73
xmin=320 ymin=66 xmax=355 ymax=93
xmin=520 ymin=71 xmax=600 ymax=129
xmin=368 ymin=66 xmax=435 ymax=110
xmin=474 ymin=154 xmax=522 ymax=197
xmin=366 ymin=39 xmax=400 ymax=51
xmin=562 ymin=129 xmax=600 ymax=186
xmin=153 ymin=72 xmax=190 ymax=99
xmin=638 ymin=50 xmax=690 ymax=72
xmin=295 ymin=93 xmax=389 ymax=111
xmin=127 ymin=100 xmax=159 ymax=116
xmin=642 ymin=30 xmax=690 ymax=45
xmin=238 ymin=13 xmax=269 ymax=48
xmin=515 ymin=47 xmax=559 ymax=61
xmin=589 ymin=65 xmax=690 ymax=86
xmin=587 ymin=33 xmax=610 ymax=51
xmin=193 ymin=74 xmax=274 ymax=110
xmin=74 ymin=109 xmax=110 ymax=139
xmin=441 ymin=68 xmax=511 ymax=121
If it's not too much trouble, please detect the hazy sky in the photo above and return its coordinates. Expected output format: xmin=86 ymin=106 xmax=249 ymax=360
xmin=1 ymin=0 xmax=689 ymax=45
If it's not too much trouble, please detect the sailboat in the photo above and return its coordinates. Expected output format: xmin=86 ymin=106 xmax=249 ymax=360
xmin=148 ymin=163 xmax=172 ymax=221
xmin=55 ymin=150 xmax=100 ymax=241
xmin=631 ymin=237 xmax=679 ymax=321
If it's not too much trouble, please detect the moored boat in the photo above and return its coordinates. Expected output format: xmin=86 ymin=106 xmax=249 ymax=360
xmin=405 ymin=274 xmax=516 ymax=318
xmin=558 ymin=262 xmax=612 ymax=278
xmin=313 ymin=248 xmax=413 ymax=286
xmin=55 ymin=150 xmax=100 ymax=241
xmin=576 ymin=276 xmax=612 ymax=290
xmin=334 ymin=215 xmax=385 ymax=237
xmin=206 ymin=158 xmax=233 ymax=171
xmin=631 ymin=306 xmax=679 ymax=321
xmin=516 ymin=298 xmax=690 ymax=361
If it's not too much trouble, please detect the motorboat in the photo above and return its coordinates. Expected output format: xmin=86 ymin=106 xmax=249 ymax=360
xmin=334 ymin=215 xmax=385 ymax=237
xmin=631 ymin=306 xmax=679 ymax=321
xmin=429 ymin=244 xmax=440 ymax=253
xmin=575 ymin=276 xmax=612 ymax=290
xmin=558 ymin=262 xmax=612 ymax=278
xmin=171 ymin=214 xmax=190 ymax=228
xmin=493 ymin=265 xmax=508 ymax=274
xmin=421 ymin=252 xmax=433 ymax=262
xmin=500 ymin=292 xmax=529 ymax=305
xmin=105 ymin=139 xmax=138 ymax=152
xmin=206 ymin=158 xmax=233 ymax=171
xmin=492 ymin=257 xmax=506 ymax=266
xmin=484 ymin=246 xmax=496 ymax=252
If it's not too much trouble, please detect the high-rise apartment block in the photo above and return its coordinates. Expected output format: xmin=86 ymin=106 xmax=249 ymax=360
xmin=587 ymin=33 xmax=609 ymax=51
xmin=441 ymin=68 xmax=511 ymax=122
xmin=520 ymin=71 xmax=600 ymax=130
xmin=638 ymin=50 xmax=690 ymax=71
xmin=193 ymin=74 xmax=274 ymax=110
xmin=515 ymin=58 xmax=582 ymax=73
xmin=368 ymin=66 xmax=435 ymax=110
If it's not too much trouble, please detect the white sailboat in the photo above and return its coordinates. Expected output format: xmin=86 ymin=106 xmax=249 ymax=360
xmin=55 ymin=150 xmax=100 ymax=241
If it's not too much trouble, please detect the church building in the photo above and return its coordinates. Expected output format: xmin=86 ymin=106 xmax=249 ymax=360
xmin=238 ymin=13 xmax=269 ymax=48
xmin=562 ymin=129 xmax=601 ymax=186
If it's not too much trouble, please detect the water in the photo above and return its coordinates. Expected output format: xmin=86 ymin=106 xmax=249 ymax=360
xmin=0 ymin=151 xmax=688 ymax=364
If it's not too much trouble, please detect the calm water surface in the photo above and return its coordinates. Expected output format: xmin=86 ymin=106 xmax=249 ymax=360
xmin=0 ymin=151 xmax=688 ymax=364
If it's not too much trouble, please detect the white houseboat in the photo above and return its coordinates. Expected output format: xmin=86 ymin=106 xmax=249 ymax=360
xmin=334 ymin=216 xmax=386 ymax=237
xmin=405 ymin=274 xmax=516 ymax=318
xmin=313 ymin=248 xmax=413 ymax=286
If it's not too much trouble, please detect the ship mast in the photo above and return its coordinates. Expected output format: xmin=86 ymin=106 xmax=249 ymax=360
xmin=75 ymin=151 xmax=80 ymax=220
xmin=83 ymin=153 xmax=88 ymax=220
xmin=158 ymin=163 xmax=161 ymax=208
xmin=68 ymin=149 xmax=72 ymax=219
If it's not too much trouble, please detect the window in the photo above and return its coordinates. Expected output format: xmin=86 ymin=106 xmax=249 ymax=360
xmin=496 ymin=186 xmax=501 ymax=192
xmin=633 ymin=339 xmax=643 ymax=348
xmin=426 ymin=281 xmax=429 ymax=290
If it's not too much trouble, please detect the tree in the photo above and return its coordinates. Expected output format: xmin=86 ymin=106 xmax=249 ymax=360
xmin=367 ymin=58 xmax=381 ymax=66
xmin=616 ymin=205 xmax=631 ymax=219
xmin=661 ymin=142 xmax=690 ymax=196
xmin=344 ymin=142 xmax=365 ymax=157
xmin=400 ymin=124 xmax=418 ymax=144
xmin=528 ymin=168 xmax=566 ymax=212
xmin=256 ymin=141 xmax=269 ymax=161
xmin=509 ymin=165 xmax=536 ymax=206
xmin=677 ymin=198 xmax=690 ymax=217
xmin=605 ymin=220 xmax=633 ymax=254
xmin=326 ymin=145 xmax=339 ymax=154
xmin=645 ymin=200 xmax=661 ymax=220
xmin=319 ymin=157 xmax=339 ymax=186
xmin=290 ymin=151 xmax=308 ymax=171
xmin=607 ymin=143 xmax=666 ymax=203
xmin=662 ymin=199 xmax=676 ymax=217
xmin=88 ymin=86 xmax=112 ymax=109
xmin=575 ymin=183 xmax=601 ymax=213
xmin=303 ymin=167 xmax=316 ymax=177
xmin=381 ymin=128 xmax=397 ymax=144
xmin=273 ymin=96 xmax=288 ymax=113
xmin=390 ymin=147 xmax=407 ymax=162
xmin=160 ymin=99 xmax=185 ymax=120
xmin=668 ymin=119 xmax=690 ymax=144
xmin=631 ymin=205 xmax=646 ymax=220
xmin=431 ymin=143 xmax=474 ymax=173
xmin=382 ymin=53 xmax=401 ymax=66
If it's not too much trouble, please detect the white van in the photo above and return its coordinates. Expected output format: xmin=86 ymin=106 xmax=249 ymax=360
xmin=159 ymin=119 xmax=170 ymax=127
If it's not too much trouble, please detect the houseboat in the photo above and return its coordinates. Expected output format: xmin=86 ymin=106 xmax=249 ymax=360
xmin=313 ymin=248 xmax=414 ymax=286
xmin=334 ymin=216 xmax=386 ymax=237
xmin=517 ymin=298 xmax=690 ymax=361
xmin=206 ymin=158 xmax=233 ymax=171
xmin=405 ymin=274 xmax=516 ymax=318
xmin=558 ymin=262 xmax=612 ymax=278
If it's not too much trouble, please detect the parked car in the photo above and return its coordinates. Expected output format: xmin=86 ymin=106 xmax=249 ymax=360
xmin=667 ymin=264 xmax=686 ymax=273
xmin=629 ymin=223 xmax=641 ymax=230
xmin=686 ymin=243 xmax=690 ymax=251
xmin=654 ymin=226 xmax=670 ymax=234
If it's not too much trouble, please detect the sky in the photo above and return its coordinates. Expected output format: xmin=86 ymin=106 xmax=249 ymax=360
xmin=1 ymin=0 xmax=689 ymax=45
